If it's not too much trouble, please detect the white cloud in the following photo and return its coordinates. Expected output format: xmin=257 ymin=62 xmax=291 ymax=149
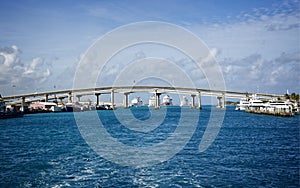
xmin=186 ymin=2 xmax=300 ymax=94
xmin=189 ymin=1 xmax=299 ymax=60
xmin=220 ymin=52 xmax=300 ymax=93
xmin=3 ymin=1 xmax=298 ymax=96
xmin=0 ymin=45 xmax=51 ymax=95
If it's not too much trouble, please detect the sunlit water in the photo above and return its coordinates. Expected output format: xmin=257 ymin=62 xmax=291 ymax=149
xmin=0 ymin=106 xmax=299 ymax=187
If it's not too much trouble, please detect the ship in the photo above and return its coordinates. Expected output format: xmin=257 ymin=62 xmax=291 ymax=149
xmin=237 ymin=94 xmax=296 ymax=117
xmin=162 ymin=95 xmax=172 ymax=106
xmin=131 ymin=97 xmax=143 ymax=106
xmin=148 ymin=95 xmax=156 ymax=107
xmin=0 ymin=94 xmax=23 ymax=119
xmin=180 ymin=96 xmax=188 ymax=106
xmin=235 ymin=98 xmax=250 ymax=110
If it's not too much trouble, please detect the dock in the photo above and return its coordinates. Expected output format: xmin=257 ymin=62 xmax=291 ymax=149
xmin=246 ymin=109 xmax=294 ymax=117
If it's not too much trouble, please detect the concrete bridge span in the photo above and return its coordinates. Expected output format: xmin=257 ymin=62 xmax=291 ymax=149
xmin=2 ymin=85 xmax=284 ymax=110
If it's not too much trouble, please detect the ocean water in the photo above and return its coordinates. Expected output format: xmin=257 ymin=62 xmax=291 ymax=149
xmin=0 ymin=106 xmax=299 ymax=187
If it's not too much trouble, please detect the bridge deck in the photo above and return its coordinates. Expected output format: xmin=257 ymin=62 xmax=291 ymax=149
xmin=2 ymin=85 xmax=284 ymax=101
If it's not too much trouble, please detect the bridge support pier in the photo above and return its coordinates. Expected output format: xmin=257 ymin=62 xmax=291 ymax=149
xmin=21 ymin=96 xmax=25 ymax=112
xmin=45 ymin=94 xmax=49 ymax=102
xmin=77 ymin=95 xmax=82 ymax=102
xmin=197 ymin=92 xmax=202 ymax=110
xmin=124 ymin=92 xmax=130 ymax=108
xmin=68 ymin=92 xmax=72 ymax=103
xmin=191 ymin=94 xmax=196 ymax=108
xmin=111 ymin=90 xmax=115 ymax=110
xmin=155 ymin=92 xmax=161 ymax=110
xmin=95 ymin=93 xmax=101 ymax=106
xmin=217 ymin=93 xmax=226 ymax=109
xmin=58 ymin=97 xmax=64 ymax=104
xmin=222 ymin=93 xmax=226 ymax=109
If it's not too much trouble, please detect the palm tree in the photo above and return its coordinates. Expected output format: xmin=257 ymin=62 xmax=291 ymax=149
xmin=290 ymin=93 xmax=299 ymax=102
xmin=285 ymin=93 xmax=290 ymax=100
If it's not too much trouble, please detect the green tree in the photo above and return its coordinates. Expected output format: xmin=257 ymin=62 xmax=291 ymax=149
xmin=290 ymin=93 xmax=299 ymax=101
xmin=285 ymin=93 xmax=290 ymax=100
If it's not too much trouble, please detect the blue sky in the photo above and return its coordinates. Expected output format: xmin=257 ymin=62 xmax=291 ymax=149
xmin=0 ymin=0 xmax=299 ymax=102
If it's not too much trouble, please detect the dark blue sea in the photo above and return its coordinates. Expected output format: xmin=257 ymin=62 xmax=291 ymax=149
xmin=0 ymin=106 xmax=299 ymax=187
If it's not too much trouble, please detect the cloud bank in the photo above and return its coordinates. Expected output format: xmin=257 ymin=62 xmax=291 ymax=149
xmin=0 ymin=45 xmax=51 ymax=95
xmin=221 ymin=52 xmax=300 ymax=93
xmin=189 ymin=2 xmax=300 ymax=94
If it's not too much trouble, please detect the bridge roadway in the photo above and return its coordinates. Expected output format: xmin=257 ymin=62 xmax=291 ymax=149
xmin=2 ymin=85 xmax=284 ymax=109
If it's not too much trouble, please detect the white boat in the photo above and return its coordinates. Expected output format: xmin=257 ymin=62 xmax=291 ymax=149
xmin=180 ymin=96 xmax=188 ymax=106
xmin=247 ymin=98 xmax=264 ymax=111
xmin=64 ymin=102 xmax=82 ymax=112
xmin=29 ymin=102 xmax=58 ymax=111
xmin=265 ymin=100 xmax=294 ymax=114
xmin=148 ymin=95 xmax=156 ymax=107
xmin=235 ymin=98 xmax=250 ymax=110
xmin=131 ymin=97 xmax=143 ymax=106
xmin=0 ymin=94 xmax=24 ymax=119
xmin=246 ymin=99 xmax=294 ymax=117
xmin=238 ymin=94 xmax=263 ymax=111
xmin=293 ymin=102 xmax=300 ymax=115
xmin=50 ymin=105 xmax=62 ymax=112
xmin=162 ymin=95 xmax=172 ymax=106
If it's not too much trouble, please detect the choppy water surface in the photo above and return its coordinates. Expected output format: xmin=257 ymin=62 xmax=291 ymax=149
xmin=0 ymin=106 xmax=299 ymax=187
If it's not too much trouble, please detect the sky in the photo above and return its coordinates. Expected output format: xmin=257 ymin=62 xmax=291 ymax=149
xmin=0 ymin=0 xmax=299 ymax=103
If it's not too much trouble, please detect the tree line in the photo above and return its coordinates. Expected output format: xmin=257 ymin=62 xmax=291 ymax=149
xmin=284 ymin=93 xmax=300 ymax=101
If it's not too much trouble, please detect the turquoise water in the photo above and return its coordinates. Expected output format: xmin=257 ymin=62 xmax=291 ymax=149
xmin=0 ymin=106 xmax=299 ymax=187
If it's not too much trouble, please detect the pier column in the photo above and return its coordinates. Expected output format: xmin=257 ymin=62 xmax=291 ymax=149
xmin=217 ymin=94 xmax=226 ymax=109
xmin=217 ymin=96 xmax=222 ymax=108
xmin=21 ymin=96 xmax=25 ymax=112
xmin=77 ymin=95 xmax=82 ymax=102
xmin=124 ymin=92 xmax=129 ymax=108
xmin=45 ymin=94 xmax=49 ymax=102
xmin=58 ymin=97 xmax=64 ymax=104
xmin=245 ymin=93 xmax=249 ymax=101
xmin=95 ymin=93 xmax=101 ymax=106
xmin=111 ymin=90 xmax=115 ymax=110
xmin=191 ymin=94 xmax=196 ymax=108
xmin=197 ymin=92 xmax=202 ymax=110
xmin=222 ymin=93 xmax=226 ymax=109
xmin=155 ymin=91 xmax=161 ymax=110
xmin=68 ymin=92 xmax=72 ymax=103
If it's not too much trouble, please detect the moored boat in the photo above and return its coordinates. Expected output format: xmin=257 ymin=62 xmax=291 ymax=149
xmin=0 ymin=111 xmax=24 ymax=119
xmin=245 ymin=97 xmax=295 ymax=117
xmin=148 ymin=95 xmax=156 ymax=107
xmin=180 ymin=96 xmax=188 ymax=106
xmin=0 ymin=94 xmax=23 ymax=119
xmin=235 ymin=98 xmax=250 ymax=110
xmin=96 ymin=104 xmax=113 ymax=110
xmin=162 ymin=95 xmax=172 ymax=106
xmin=131 ymin=97 xmax=143 ymax=107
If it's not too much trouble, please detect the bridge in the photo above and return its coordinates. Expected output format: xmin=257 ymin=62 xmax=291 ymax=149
xmin=2 ymin=85 xmax=284 ymax=110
